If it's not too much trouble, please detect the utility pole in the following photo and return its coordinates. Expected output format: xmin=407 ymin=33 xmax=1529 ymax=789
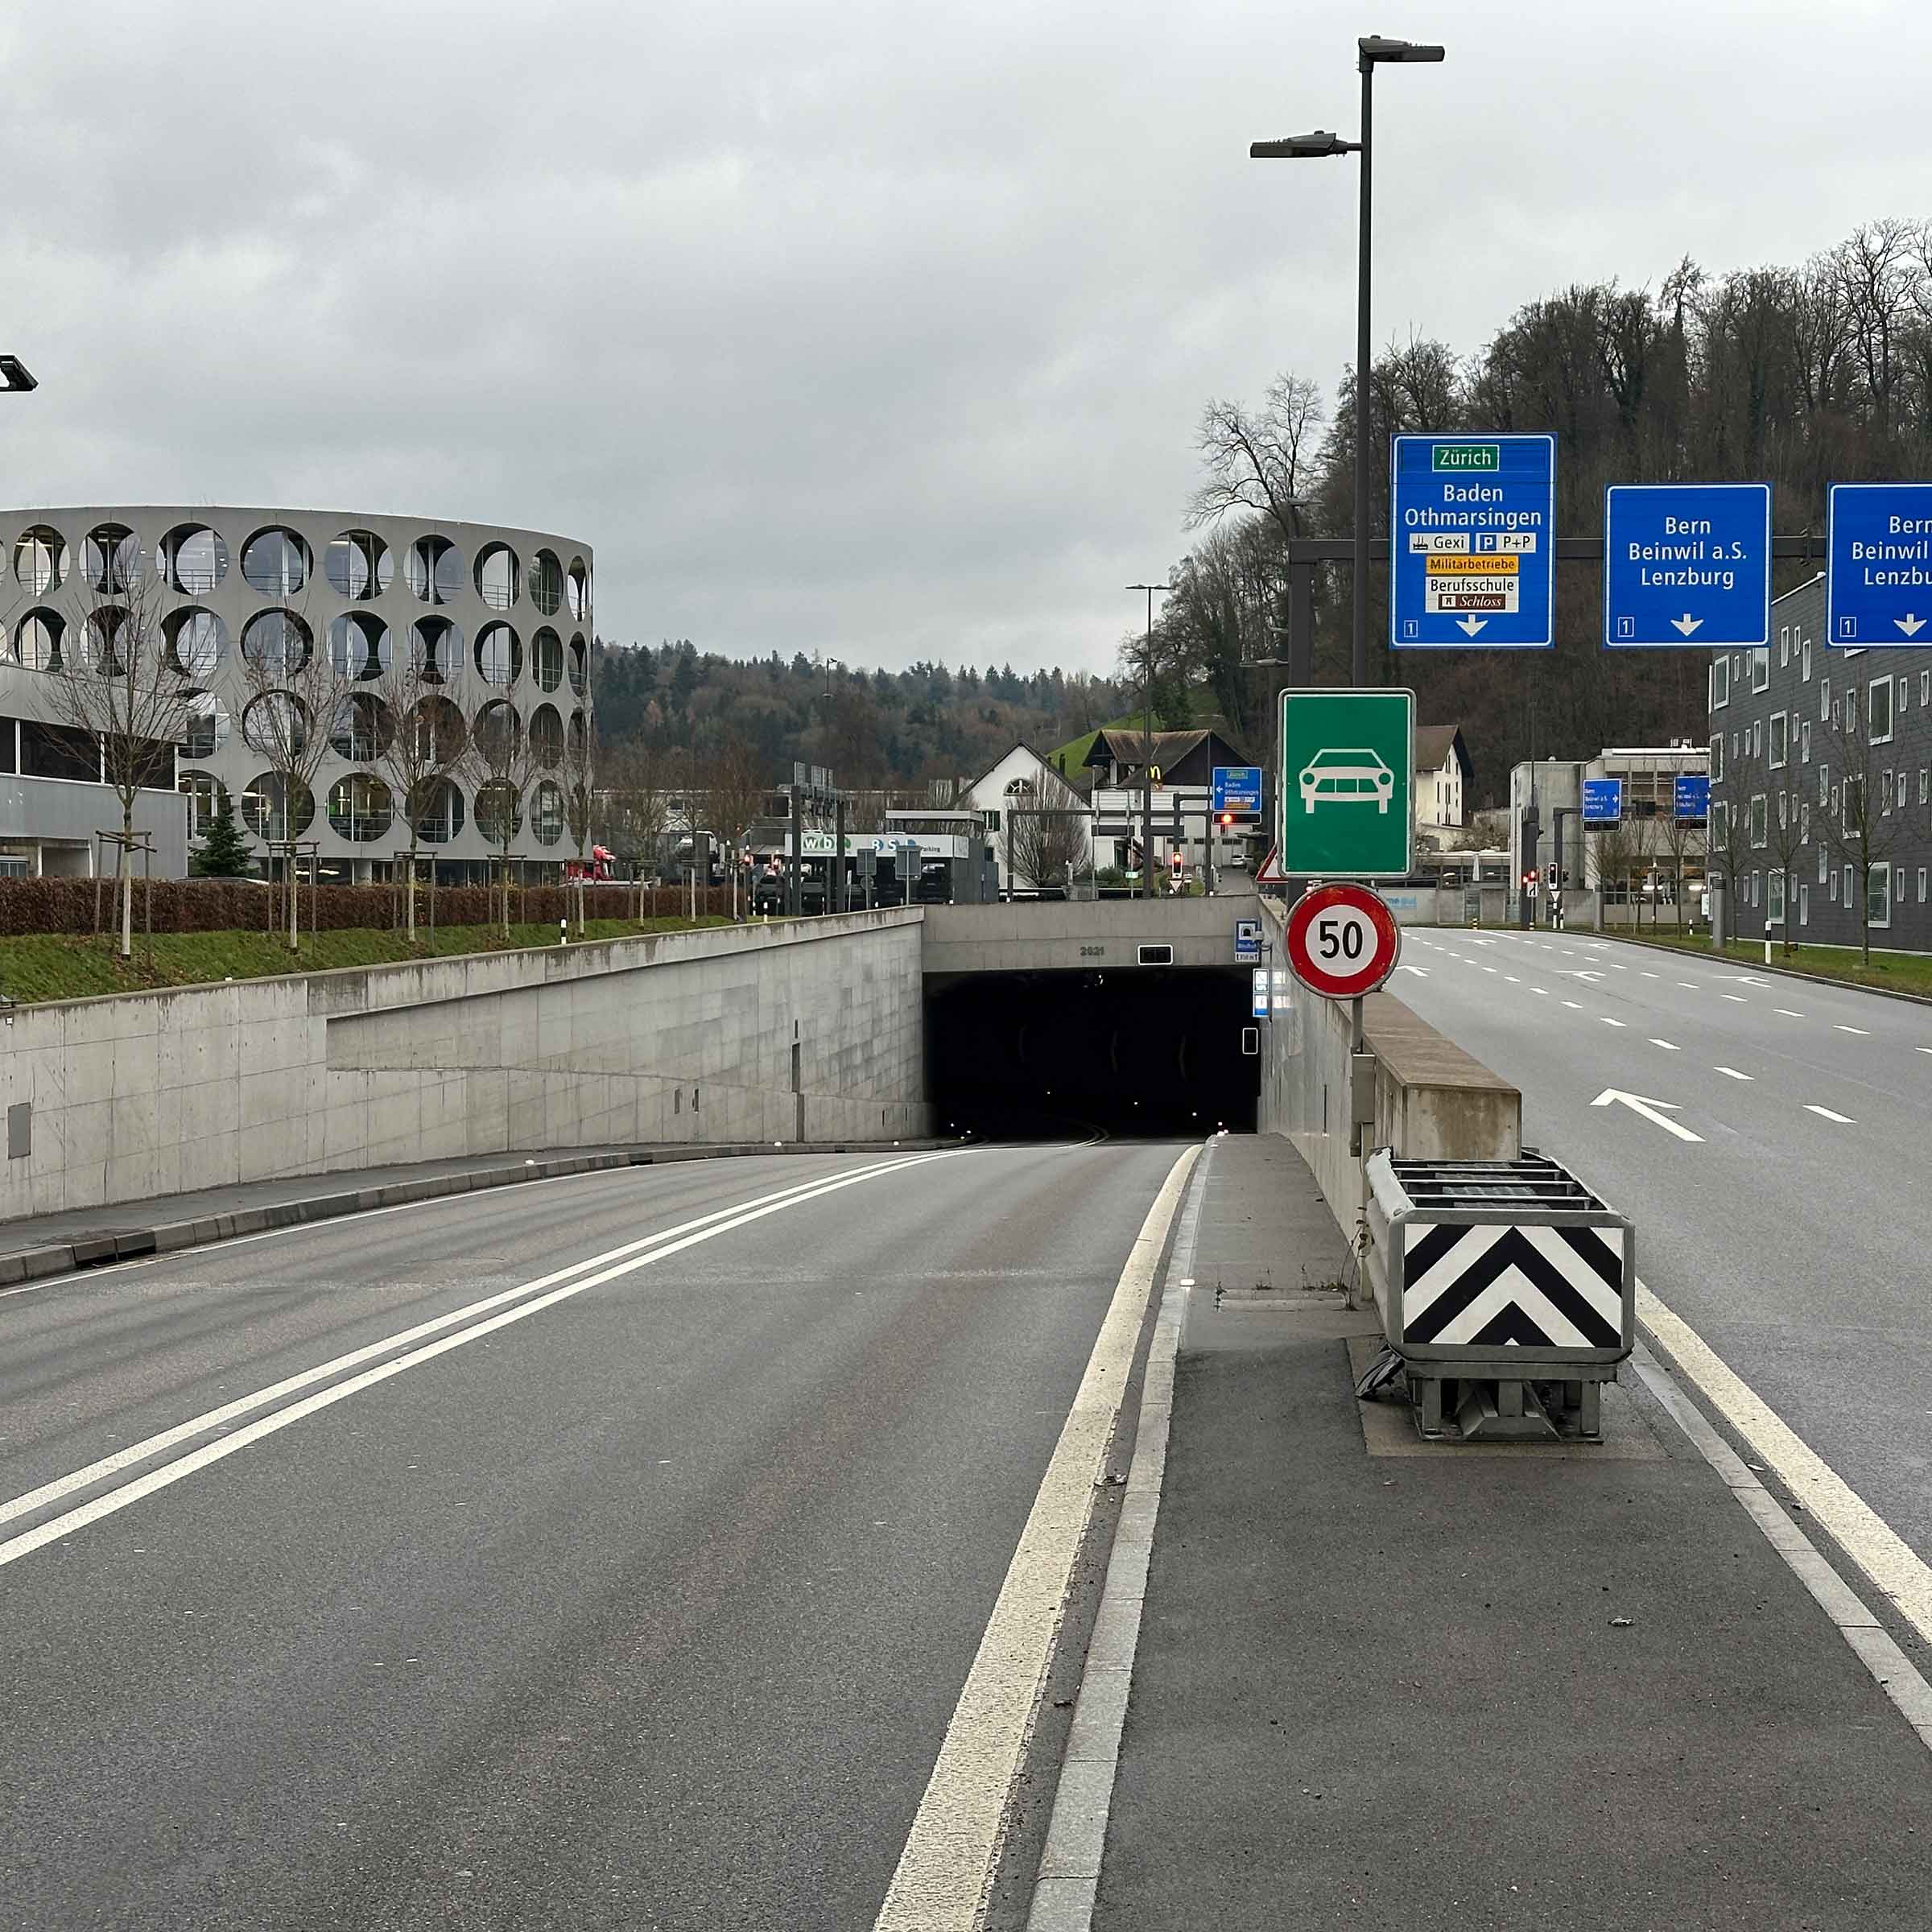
xmin=1126 ymin=582 xmax=1174 ymax=899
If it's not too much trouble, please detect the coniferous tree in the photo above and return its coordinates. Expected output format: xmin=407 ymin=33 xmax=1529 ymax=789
xmin=192 ymin=789 xmax=256 ymax=877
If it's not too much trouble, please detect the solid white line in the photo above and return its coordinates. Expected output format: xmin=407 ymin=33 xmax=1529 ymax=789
xmin=1715 ymin=1066 xmax=1754 ymax=1080
xmin=1835 ymin=1024 xmax=1870 ymax=1035
xmin=1630 ymin=1335 xmax=1932 ymax=1756
xmin=1649 ymin=1038 xmax=1678 ymax=1051
xmin=873 ymin=1147 xmax=1198 ymax=1932
xmin=1806 ymin=1105 xmax=1856 ymax=1124
xmin=1637 ymin=1282 xmax=1932 ymax=1649
xmin=1024 ymin=1146 xmax=1206 ymax=1930
xmin=0 ymin=1152 xmax=954 ymax=1559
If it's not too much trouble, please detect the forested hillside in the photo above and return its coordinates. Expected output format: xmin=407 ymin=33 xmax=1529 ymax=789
xmin=1150 ymin=219 xmax=1932 ymax=804
xmin=589 ymin=642 xmax=1135 ymax=791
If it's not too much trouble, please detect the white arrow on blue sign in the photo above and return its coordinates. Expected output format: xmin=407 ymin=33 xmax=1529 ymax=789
xmin=1604 ymin=483 xmax=1769 ymax=648
xmin=1827 ymin=483 xmax=1932 ymax=646
xmin=1390 ymin=434 xmax=1554 ymax=649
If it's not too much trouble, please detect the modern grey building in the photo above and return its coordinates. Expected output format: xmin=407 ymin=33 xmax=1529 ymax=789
xmin=1707 ymin=574 xmax=1932 ymax=949
xmin=0 ymin=507 xmax=592 ymax=881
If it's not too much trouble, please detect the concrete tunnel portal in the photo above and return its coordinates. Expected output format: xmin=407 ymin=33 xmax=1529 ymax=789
xmin=924 ymin=965 xmax=1260 ymax=1140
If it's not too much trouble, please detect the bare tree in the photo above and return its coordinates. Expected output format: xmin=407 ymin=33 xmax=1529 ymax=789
xmin=1653 ymin=803 xmax=1707 ymax=937
xmin=596 ymin=739 xmax=672 ymax=904
xmin=1000 ymin=779 xmax=1091 ymax=892
xmin=702 ymin=733 xmax=769 ymax=915
xmin=1822 ymin=704 xmax=1927 ymax=964
xmin=368 ymin=652 xmax=468 ymax=940
xmin=1187 ymin=374 xmax=1324 ymax=545
xmin=1589 ymin=817 xmax=1635 ymax=928
xmin=467 ymin=696 xmax=543 ymax=937
xmin=560 ymin=696 xmax=599 ymax=938
xmin=1761 ymin=776 xmax=1809 ymax=955
xmin=238 ymin=605 xmax=353 ymax=951
xmin=47 ymin=556 xmax=188 ymax=960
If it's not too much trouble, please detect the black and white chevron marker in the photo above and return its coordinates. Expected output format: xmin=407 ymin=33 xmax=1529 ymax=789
xmin=1401 ymin=1220 xmax=1624 ymax=1349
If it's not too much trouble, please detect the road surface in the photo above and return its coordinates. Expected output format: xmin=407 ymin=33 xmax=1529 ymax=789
xmin=0 ymin=1141 xmax=1186 ymax=1932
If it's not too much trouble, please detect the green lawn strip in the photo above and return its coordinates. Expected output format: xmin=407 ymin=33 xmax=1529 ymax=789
xmin=1579 ymin=927 xmax=1932 ymax=999
xmin=0 ymin=917 xmax=733 ymax=1006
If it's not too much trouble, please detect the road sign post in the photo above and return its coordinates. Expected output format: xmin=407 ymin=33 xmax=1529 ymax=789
xmin=1604 ymin=483 xmax=1770 ymax=647
xmin=1390 ymin=435 xmax=1555 ymax=649
xmin=1278 ymin=687 xmax=1414 ymax=878
xmin=1827 ymin=484 xmax=1932 ymax=645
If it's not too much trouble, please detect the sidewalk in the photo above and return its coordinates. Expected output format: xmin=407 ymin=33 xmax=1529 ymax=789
xmin=0 ymin=1138 xmax=937 ymax=1286
xmin=1092 ymin=1134 xmax=1932 ymax=1929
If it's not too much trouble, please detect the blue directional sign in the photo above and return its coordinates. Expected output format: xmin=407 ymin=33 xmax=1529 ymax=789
xmin=1827 ymin=483 xmax=1932 ymax=646
xmin=1212 ymin=765 xmax=1263 ymax=815
xmin=1391 ymin=434 xmax=1555 ymax=649
xmin=1582 ymin=778 xmax=1624 ymax=825
xmin=1674 ymin=775 xmax=1711 ymax=821
xmin=1604 ymin=484 xmax=1769 ymax=648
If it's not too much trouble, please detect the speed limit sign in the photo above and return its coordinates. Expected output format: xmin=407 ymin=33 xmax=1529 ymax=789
xmin=1283 ymin=882 xmax=1400 ymax=999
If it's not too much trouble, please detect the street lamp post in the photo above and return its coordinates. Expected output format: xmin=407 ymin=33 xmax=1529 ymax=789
xmin=1250 ymin=36 xmax=1443 ymax=688
xmin=1126 ymin=582 xmax=1174 ymax=899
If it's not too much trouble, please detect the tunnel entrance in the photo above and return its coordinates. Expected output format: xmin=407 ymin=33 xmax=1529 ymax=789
xmin=925 ymin=968 xmax=1259 ymax=1141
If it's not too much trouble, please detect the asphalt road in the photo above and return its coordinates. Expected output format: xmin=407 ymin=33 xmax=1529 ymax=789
xmin=0 ymin=1140 xmax=1187 ymax=1932
xmin=1389 ymin=926 xmax=1932 ymax=1562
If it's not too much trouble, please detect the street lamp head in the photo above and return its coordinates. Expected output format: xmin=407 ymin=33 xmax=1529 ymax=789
xmin=1249 ymin=130 xmax=1357 ymax=159
xmin=0 ymin=354 xmax=37 ymax=393
xmin=1360 ymin=35 xmax=1445 ymax=64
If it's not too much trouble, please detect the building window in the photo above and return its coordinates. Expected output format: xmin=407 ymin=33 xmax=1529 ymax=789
xmin=1711 ymin=657 xmax=1730 ymax=710
xmin=530 ymin=550 xmax=565 ymax=617
xmin=407 ymin=535 xmax=463 ymax=605
xmin=1709 ymin=733 xmax=1724 ymax=782
xmin=1769 ymin=712 xmax=1788 ymax=767
xmin=1768 ymin=868 xmax=1785 ymax=926
xmin=1752 ymin=719 xmax=1762 ymax=759
xmin=1818 ymin=764 xmax=1830 ymax=805
xmin=1921 ymin=768 xmax=1930 ymax=805
xmin=1901 ymin=676 xmax=1913 ymax=713
xmin=1821 ymin=678 xmax=1831 ymax=723
xmin=1921 ymin=867 xmax=1929 ymax=905
xmin=1750 ymin=872 xmax=1760 ymax=908
xmin=1803 ymin=638 xmax=1813 ymax=683
xmin=240 ymin=526 xmax=311 ymax=598
xmin=1869 ymin=862 xmax=1892 ymax=929
xmin=12 ymin=525 xmax=68 ymax=597
xmin=1922 ymin=670 xmax=1930 ymax=708
xmin=1748 ymin=794 xmax=1766 ymax=847
xmin=1819 ymin=846 xmax=1830 ymax=885
xmin=178 ymin=772 xmax=226 ymax=838
xmin=1846 ymin=686 xmax=1860 ymax=733
xmin=1844 ymin=865 xmax=1855 ymax=904
xmin=1801 ymin=719 xmax=1811 ymax=763
xmin=324 ymin=530 xmax=393 ymax=601
xmin=1800 ymin=803 xmax=1810 ymax=843
xmin=1869 ymin=676 xmax=1894 ymax=743
xmin=1750 ymin=647 xmax=1769 ymax=692
xmin=1799 ymin=884 xmax=1809 ymax=927
xmin=473 ymin=543 xmax=522 ymax=611
xmin=326 ymin=774 xmax=394 ymax=842
xmin=22 ymin=720 xmax=100 ymax=782
xmin=1779 ymin=625 xmax=1790 ymax=668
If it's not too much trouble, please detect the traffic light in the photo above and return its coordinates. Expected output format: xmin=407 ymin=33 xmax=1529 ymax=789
xmin=1170 ymin=849 xmax=1183 ymax=873
xmin=1217 ymin=811 xmax=1233 ymax=832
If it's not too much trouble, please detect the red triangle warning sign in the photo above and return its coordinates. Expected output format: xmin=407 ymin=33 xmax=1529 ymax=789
xmin=1253 ymin=843 xmax=1286 ymax=886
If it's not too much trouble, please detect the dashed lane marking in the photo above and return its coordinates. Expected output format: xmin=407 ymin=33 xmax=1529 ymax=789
xmin=1649 ymin=1038 xmax=1679 ymax=1051
xmin=1806 ymin=1105 xmax=1856 ymax=1124
xmin=1834 ymin=1025 xmax=1870 ymax=1035
xmin=1600 ymin=1017 xmax=1627 ymax=1028
xmin=1721 ymin=993 xmax=1748 ymax=1003
xmin=1715 ymin=1066 xmax=1754 ymax=1080
xmin=1777 ymin=1009 xmax=1806 ymax=1018
xmin=1562 ymin=1001 xmax=1583 ymax=1010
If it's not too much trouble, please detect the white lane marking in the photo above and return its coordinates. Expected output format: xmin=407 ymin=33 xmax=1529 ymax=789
xmin=1023 ymin=1146 xmax=1207 ymax=1928
xmin=1396 ymin=964 xmax=1429 ymax=977
xmin=1715 ymin=1066 xmax=1754 ymax=1080
xmin=1600 ymin=1017 xmax=1627 ymax=1029
xmin=1562 ymin=1000 xmax=1583 ymax=1009
xmin=1649 ymin=1038 xmax=1679 ymax=1051
xmin=1678 ymin=982 xmax=1699 ymax=990
xmin=1721 ymin=993 xmax=1748 ymax=1003
xmin=0 ymin=1152 xmax=955 ymax=1556
xmin=1630 ymin=1335 xmax=1932 ymax=1757
xmin=1777 ymin=1009 xmax=1806 ymax=1018
xmin=1611 ymin=963 xmax=1627 ymax=970
xmin=1530 ymin=988 xmax=1550 ymax=997
xmin=1640 ymin=972 xmax=1660 ymax=980
xmin=873 ymin=1147 xmax=1198 ymax=1932
xmin=1591 ymin=1088 xmax=1703 ymax=1142
xmin=1834 ymin=1025 xmax=1870 ymax=1035
xmin=1482 ymin=965 xmax=1499 ymax=974
xmin=1638 ymin=1282 xmax=1932 ymax=1650
xmin=1504 ymin=976 xmax=1520 ymax=984
xmin=1918 ymin=1048 xmax=1932 ymax=1055
xmin=1806 ymin=1105 xmax=1856 ymax=1124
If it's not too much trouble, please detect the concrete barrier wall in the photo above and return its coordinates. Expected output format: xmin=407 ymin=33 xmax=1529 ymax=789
xmin=0 ymin=912 xmax=931 ymax=1219
xmin=1256 ymin=898 xmax=1520 ymax=1239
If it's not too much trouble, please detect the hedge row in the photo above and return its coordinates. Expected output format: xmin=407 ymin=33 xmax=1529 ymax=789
xmin=0 ymin=878 xmax=735 ymax=937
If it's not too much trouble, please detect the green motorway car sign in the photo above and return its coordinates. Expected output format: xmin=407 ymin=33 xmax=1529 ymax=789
xmin=1278 ymin=687 xmax=1415 ymax=879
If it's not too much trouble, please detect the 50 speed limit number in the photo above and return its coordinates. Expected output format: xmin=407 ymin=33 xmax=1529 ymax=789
xmin=1282 ymin=882 xmax=1400 ymax=1000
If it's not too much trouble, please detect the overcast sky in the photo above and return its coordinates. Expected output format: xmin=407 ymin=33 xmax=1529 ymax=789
xmin=3 ymin=1 xmax=1929 ymax=676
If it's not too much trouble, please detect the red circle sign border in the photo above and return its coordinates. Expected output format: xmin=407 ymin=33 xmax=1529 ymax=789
xmin=1283 ymin=884 xmax=1401 ymax=999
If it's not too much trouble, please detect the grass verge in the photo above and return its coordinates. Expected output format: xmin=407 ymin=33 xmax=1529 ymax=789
xmin=1557 ymin=927 xmax=1932 ymax=999
xmin=0 ymin=917 xmax=735 ymax=1006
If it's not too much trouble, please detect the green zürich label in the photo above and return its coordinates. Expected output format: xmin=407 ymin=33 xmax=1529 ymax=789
xmin=1432 ymin=444 xmax=1499 ymax=472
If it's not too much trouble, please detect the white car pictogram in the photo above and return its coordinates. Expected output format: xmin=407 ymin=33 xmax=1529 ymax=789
xmin=1298 ymin=748 xmax=1395 ymax=814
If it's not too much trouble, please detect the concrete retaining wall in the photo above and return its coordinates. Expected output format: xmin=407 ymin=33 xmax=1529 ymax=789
xmin=0 ymin=912 xmax=931 ymax=1218
xmin=1256 ymin=898 xmax=1519 ymax=1239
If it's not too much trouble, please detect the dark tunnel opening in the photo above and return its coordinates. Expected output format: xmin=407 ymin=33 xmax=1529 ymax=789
xmin=924 ymin=968 xmax=1261 ymax=1141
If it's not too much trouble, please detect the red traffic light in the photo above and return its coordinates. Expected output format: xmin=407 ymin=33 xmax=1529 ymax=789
xmin=1170 ymin=850 xmax=1183 ymax=869
xmin=1217 ymin=811 xmax=1233 ymax=830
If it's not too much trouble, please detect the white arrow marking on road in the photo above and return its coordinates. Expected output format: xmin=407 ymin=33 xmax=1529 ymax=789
xmin=1456 ymin=616 xmax=1487 ymax=636
xmin=1670 ymin=612 xmax=1704 ymax=636
xmin=1897 ymin=613 xmax=1926 ymax=637
xmin=1591 ymin=1088 xmax=1704 ymax=1142
xmin=1731 ymin=974 xmax=1773 ymax=988
xmin=1571 ymin=969 xmax=1607 ymax=982
xmin=1806 ymin=1104 xmax=1856 ymax=1124
xmin=1396 ymin=964 xmax=1429 ymax=977
xmin=1834 ymin=1024 xmax=1870 ymax=1035
xmin=1649 ymin=1038 xmax=1679 ymax=1050
xmin=1715 ymin=1066 xmax=1753 ymax=1080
